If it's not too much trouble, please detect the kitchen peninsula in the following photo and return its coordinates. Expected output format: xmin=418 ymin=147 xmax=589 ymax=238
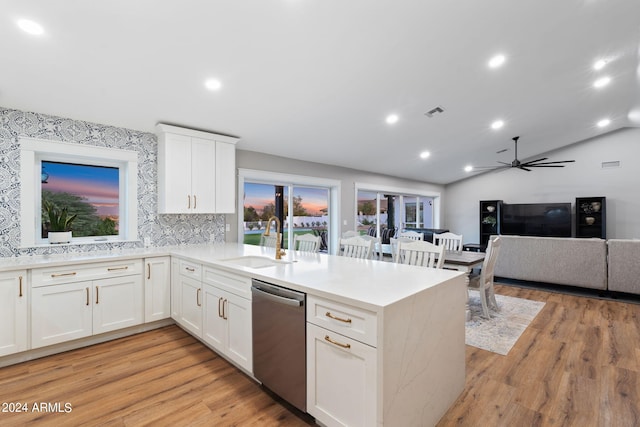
xmin=0 ymin=243 xmax=466 ymax=427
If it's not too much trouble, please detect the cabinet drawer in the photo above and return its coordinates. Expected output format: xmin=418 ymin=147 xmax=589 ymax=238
xmin=32 ymin=260 xmax=143 ymax=288
xmin=202 ymin=267 xmax=251 ymax=299
xmin=307 ymin=296 xmax=377 ymax=347
xmin=178 ymin=260 xmax=202 ymax=281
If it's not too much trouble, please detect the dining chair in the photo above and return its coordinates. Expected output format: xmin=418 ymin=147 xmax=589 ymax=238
xmin=260 ymin=233 xmax=278 ymax=248
xmin=395 ymin=240 xmax=445 ymax=268
xmin=389 ymin=237 xmax=415 ymax=263
xmin=468 ymin=236 xmax=502 ymax=318
xmin=341 ymin=230 xmax=359 ymax=238
xmin=359 ymin=234 xmax=382 ymax=260
xmin=434 ymin=232 xmax=463 ymax=252
xmin=397 ymin=230 xmax=424 ymax=241
xmin=293 ymin=233 xmax=321 ymax=253
xmin=339 ymin=236 xmax=374 ymax=259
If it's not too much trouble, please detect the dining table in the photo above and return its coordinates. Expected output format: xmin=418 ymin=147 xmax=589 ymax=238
xmin=440 ymin=250 xmax=486 ymax=321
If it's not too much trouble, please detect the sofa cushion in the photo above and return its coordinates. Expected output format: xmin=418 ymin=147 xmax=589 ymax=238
xmin=607 ymin=239 xmax=640 ymax=295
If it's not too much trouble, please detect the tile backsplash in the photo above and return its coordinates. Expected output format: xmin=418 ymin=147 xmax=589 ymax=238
xmin=0 ymin=106 xmax=225 ymax=257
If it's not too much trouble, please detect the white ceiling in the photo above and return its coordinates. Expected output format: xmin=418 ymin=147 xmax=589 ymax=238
xmin=2 ymin=1 xmax=640 ymax=184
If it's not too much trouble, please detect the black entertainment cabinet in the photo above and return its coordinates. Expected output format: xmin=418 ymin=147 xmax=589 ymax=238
xmin=575 ymin=197 xmax=606 ymax=239
xmin=479 ymin=200 xmax=501 ymax=251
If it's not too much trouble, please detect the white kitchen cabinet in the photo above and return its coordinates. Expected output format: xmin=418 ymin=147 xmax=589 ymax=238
xmin=31 ymin=260 xmax=144 ymax=349
xmin=144 ymin=256 xmax=171 ymax=322
xmin=202 ymin=266 xmax=252 ymax=372
xmin=172 ymin=259 xmax=203 ymax=337
xmin=0 ymin=270 xmax=28 ymax=357
xmin=156 ymin=124 xmax=238 ymax=214
xmin=306 ymin=296 xmax=378 ymax=427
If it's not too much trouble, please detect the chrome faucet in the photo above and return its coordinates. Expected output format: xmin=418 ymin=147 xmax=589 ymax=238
xmin=263 ymin=216 xmax=286 ymax=260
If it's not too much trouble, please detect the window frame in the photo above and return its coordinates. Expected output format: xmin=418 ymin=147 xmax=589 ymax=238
xmin=20 ymin=137 xmax=138 ymax=247
xmin=238 ymin=169 xmax=341 ymax=254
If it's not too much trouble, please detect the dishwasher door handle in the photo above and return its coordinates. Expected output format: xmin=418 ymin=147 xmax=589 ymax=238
xmin=252 ymin=286 xmax=303 ymax=307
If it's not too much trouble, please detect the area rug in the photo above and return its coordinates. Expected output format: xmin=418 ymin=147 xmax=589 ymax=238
xmin=465 ymin=294 xmax=545 ymax=355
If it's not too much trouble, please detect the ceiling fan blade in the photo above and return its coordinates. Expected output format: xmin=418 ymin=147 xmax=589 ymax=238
xmin=523 ymin=159 xmax=575 ymax=166
xmin=497 ymin=161 xmax=511 ymax=166
xmin=518 ymin=166 xmax=532 ymax=171
xmin=522 ymin=157 xmax=548 ymax=165
xmin=527 ymin=164 xmax=567 ymax=168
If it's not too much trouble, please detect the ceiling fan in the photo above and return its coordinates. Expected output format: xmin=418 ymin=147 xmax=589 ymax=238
xmin=474 ymin=136 xmax=575 ymax=172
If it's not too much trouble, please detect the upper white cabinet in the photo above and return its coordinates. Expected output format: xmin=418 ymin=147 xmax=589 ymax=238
xmin=0 ymin=270 xmax=28 ymax=357
xmin=156 ymin=124 xmax=238 ymax=214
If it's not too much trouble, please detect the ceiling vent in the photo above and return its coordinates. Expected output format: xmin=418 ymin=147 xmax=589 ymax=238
xmin=601 ymin=160 xmax=620 ymax=168
xmin=424 ymin=106 xmax=445 ymax=117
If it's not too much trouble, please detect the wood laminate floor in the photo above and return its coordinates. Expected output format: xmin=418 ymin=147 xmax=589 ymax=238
xmin=1 ymin=284 xmax=639 ymax=426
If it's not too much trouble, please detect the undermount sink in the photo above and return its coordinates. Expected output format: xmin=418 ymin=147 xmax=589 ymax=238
xmin=221 ymin=255 xmax=293 ymax=269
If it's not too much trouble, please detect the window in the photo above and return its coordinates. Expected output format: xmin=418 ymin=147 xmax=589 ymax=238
xmin=355 ymin=183 xmax=440 ymax=236
xmin=41 ymin=161 xmax=120 ymax=239
xmin=238 ymin=169 xmax=340 ymax=254
xmin=20 ymin=137 xmax=138 ymax=246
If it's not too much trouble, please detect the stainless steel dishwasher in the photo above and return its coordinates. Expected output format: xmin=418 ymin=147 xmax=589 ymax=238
xmin=251 ymin=279 xmax=306 ymax=412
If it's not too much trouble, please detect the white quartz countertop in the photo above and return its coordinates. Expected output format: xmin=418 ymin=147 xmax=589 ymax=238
xmin=0 ymin=243 xmax=464 ymax=311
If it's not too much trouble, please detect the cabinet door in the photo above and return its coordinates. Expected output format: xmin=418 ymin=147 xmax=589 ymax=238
xmin=225 ymin=292 xmax=252 ymax=372
xmin=170 ymin=258 xmax=181 ymax=320
xmin=0 ymin=271 xmax=28 ymax=356
xmin=93 ymin=275 xmax=144 ymax=335
xmin=202 ymin=284 xmax=226 ymax=352
xmin=144 ymin=256 xmax=171 ymax=322
xmin=215 ymin=140 xmax=236 ymax=213
xmin=307 ymin=323 xmax=377 ymax=427
xmin=178 ymin=275 xmax=203 ymax=337
xmin=191 ymin=137 xmax=216 ymax=213
xmin=158 ymin=133 xmax=192 ymax=214
xmin=32 ymin=281 xmax=93 ymax=349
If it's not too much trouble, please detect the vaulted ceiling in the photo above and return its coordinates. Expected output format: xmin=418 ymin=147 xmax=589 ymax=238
xmin=2 ymin=0 xmax=640 ymax=184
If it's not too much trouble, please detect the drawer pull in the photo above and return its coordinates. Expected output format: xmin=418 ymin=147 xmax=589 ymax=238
xmin=185 ymin=267 xmax=196 ymax=272
xmin=324 ymin=335 xmax=351 ymax=349
xmin=19 ymin=276 xmax=23 ymax=297
xmin=197 ymin=288 xmax=202 ymax=307
xmin=51 ymin=272 xmax=77 ymax=278
xmin=325 ymin=311 xmax=352 ymax=324
xmin=107 ymin=266 xmax=129 ymax=271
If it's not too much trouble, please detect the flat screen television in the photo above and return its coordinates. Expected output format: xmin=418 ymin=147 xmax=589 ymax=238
xmin=500 ymin=203 xmax=572 ymax=237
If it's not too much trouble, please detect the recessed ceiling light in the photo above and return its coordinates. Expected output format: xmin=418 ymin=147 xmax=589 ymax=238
xmin=491 ymin=120 xmax=504 ymax=130
xmin=419 ymin=151 xmax=430 ymax=159
xmin=17 ymin=19 xmax=44 ymax=35
xmin=464 ymin=165 xmax=473 ymax=172
xmin=488 ymin=54 xmax=506 ymax=68
xmin=593 ymin=59 xmax=607 ymax=70
xmin=597 ymin=118 xmax=611 ymax=128
xmin=385 ymin=114 xmax=399 ymax=124
xmin=204 ymin=78 xmax=222 ymax=91
xmin=593 ymin=76 xmax=611 ymax=88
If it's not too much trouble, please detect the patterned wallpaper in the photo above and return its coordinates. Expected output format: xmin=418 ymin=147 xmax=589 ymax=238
xmin=0 ymin=106 xmax=226 ymax=257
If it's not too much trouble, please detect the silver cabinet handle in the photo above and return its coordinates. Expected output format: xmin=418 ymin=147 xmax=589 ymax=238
xmin=147 ymin=263 xmax=151 ymax=279
xmin=222 ymin=299 xmax=228 ymax=320
xmin=193 ymin=195 xmax=197 ymax=209
xmin=196 ymin=288 xmax=202 ymax=307
xmin=188 ymin=195 xmax=191 ymax=209
xmin=19 ymin=276 xmax=23 ymax=297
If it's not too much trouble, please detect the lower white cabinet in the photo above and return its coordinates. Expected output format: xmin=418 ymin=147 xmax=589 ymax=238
xmin=0 ymin=270 xmax=28 ymax=357
xmin=172 ymin=259 xmax=203 ymax=337
xmin=170 ymin=259 xmax=252 ymax=373
xmin=202 ymin=283 xmax=252 ymax=372
xmin=31 ymin=261 xmax=144 ymax=349
xmin=306 ymin=297 xmax=378 ymax=427
xmin=144 ymin=256 xmax=171 ymax=322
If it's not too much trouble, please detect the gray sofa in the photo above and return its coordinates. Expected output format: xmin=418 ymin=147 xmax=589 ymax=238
xmin=494 ymin=235 xmax=608 ymax=290
xmin=607 ymin=239 xmax=640 ymax=294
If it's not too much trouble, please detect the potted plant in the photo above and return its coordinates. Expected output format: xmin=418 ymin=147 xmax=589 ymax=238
xmin=43 ymin=200 xmax=77 ymax=243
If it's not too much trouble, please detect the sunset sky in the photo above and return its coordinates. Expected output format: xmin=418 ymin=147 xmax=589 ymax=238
xmin=42 ymin=161 xmax=119 ymax=217
xmin=244 ymin=183 xmax=328 ymax=216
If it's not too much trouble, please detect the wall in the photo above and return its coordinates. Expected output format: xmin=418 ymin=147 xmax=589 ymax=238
xmin=229 ymin=150 xmax=446 ymax=242
xmin=0 ymin=106 xmax=225 ymax=257
xmin=444 ymin=127 xmax=640 ymax=243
